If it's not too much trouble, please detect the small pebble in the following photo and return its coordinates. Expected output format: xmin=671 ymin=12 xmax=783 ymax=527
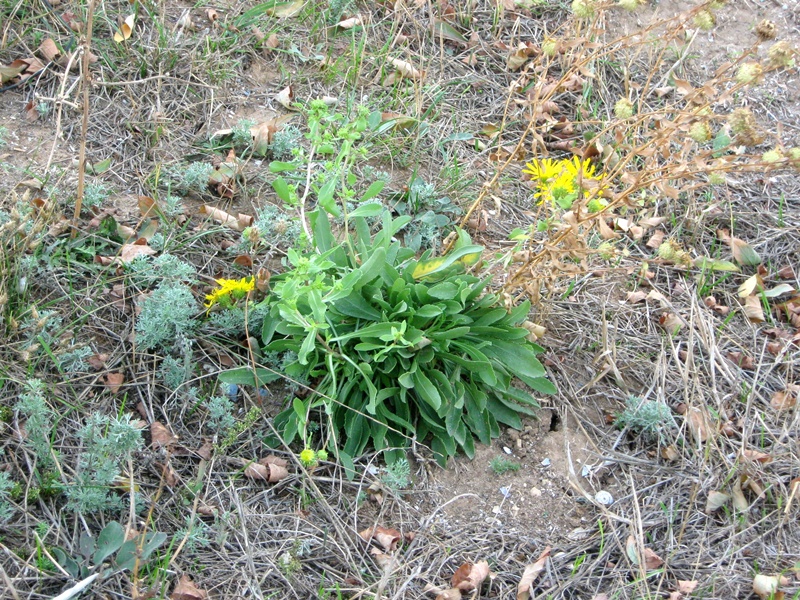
xmin=499 ymin=487 xmax=511 ymax=498
xmin=530 ymin=487 xmax=542 ymax=497
xmin=541 ymin=457 xmax=551 ymax=467
xmin=503 ymin=446 xmax=513 ymax=455
xmin=492 ymin=505 xmax=502 ymax=515
xmin=581 ymin=464 xmax=592 ymax=478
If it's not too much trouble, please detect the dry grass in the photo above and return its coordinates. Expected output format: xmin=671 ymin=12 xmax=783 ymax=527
xmin=0 ymin=0 xmax=799 ymax=598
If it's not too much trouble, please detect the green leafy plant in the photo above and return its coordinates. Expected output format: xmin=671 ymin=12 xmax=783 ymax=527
xmin=251 ymin=208 xmax=554 ymax=473
xmin=614 ymin=396 xmax=677 ymax=445
xmin=0 ymin=471 xmax=15 ymax=521
xmin=135 ymin=283 xmax=199 ymax=350
xmin=381 ymin=456 xmax=411 ymax=491
xmin=66 ymin=413 xmax=144 ymax=514
xmin=51 ymin=521 xmax=167 ymax=579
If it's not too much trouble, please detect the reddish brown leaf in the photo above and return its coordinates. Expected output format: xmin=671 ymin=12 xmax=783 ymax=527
xmin=359 ymin=526 xmax=402 ymax=552
xmin=171 ymin=575 xmax=208 ymax=600
xmin=105 ymin=372 xmax=124 ymax=394
xmin=643 ymin=548 xmax=664 ymax=571
xmin=726 ymin=351 xmax=754 ymax=370
xmin=451 ymin=560 xmax=489 ymax=591
xmin=150 ymin=421 xmax=178 ymax=449
xmin=517 ymin=546 xmax=550 ymax=600
xmin=770 ymin=388 xmax=797 ymax=411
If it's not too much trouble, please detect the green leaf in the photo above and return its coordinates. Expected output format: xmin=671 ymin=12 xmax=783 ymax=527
xmin=428 ymin=281 xmax=460 ymax=300
xmin=411 ymin=368 xmax=441 ymax=411
xmin=349 ymin=203 xmax=383 ymax=218
xmin=318 ymin=178 xmax=339 ymax=216
xmin=334 ymin=293 xmax=382 ymax=321
xmin=410 ymin=244 xmax=483 ymax=280
xmin=219 ymin=367 xmax=281 ymax=387
xmin=482 ymin=340 xmax=546 ymax=380
xmin=693 ymin=257 xmax=739 ymax=272
xmin=269 ymin=160 xmax=298 ymax=173
xmin=272 ymin=177 xmax=292 ymax=203
xmin=93 ymin=522 xmax=126 ymax=565
xmin=360 ymin=180 xmax=385 ymax=203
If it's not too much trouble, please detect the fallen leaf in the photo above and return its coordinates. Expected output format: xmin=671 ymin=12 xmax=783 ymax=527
xmin=727 ymin=351 xmax=754 ymax=370
xmin=451 ymin=560 xmax=490 ymax=591
xmin=258 ymin=456 xmax=289 ymax=481
xmin=643 ymin=548 xmax=664 ymax=571
xmin=105 ymin=372 xmax=124 ymax=394
xmin=267 ymin=0 xmax=304 ymax=18
xmin=171 ymin=574 xmax=208 ymax=600
xmin=88 ymin=353 xmax=108 ymax=370
xmin=731 ymin=476 xmax=749 ymax=511
xmin=686 ymin=406 xmax=711 ymax=443
xmin=677 ymin=580 xmax=698 ymax=595
xmin=337 ymin=15 xmax=363 ymax=28
xmin=199 ymin=205 xmax=253 ymax=231
xmin=38 ymin=38 xmax=61 ymax=62
xmin=627 ymin=291 xmax=647 ymax=304
xmin=770 ymin=389 xmax=797 ymax=411
xmin=275 ymin=85 xmax=294 ymax=109
xmin=738 ymin=274 xmax=762 ymax=298
xmin=99 ymin=243 xmax=156 ymax=266
xmin=205 ymin=8 xmax=218 ymax=23
xmin=113 ymin=14 xmax=135 ymax=43
xmin=705 ymin=490 xmax=731 ymax=512
xmin=151 ymin=421 xmax=178 ymax=449
xmin=359 ymin=526 xmax=402 ymax=552
xmin=729 ymin=237 xmax=761 ymax=266
xmin=517 ymin=546 xmax=550 ymax=600
xmin=646 ymin=230 xmax=665 ymax=249
xmin=659 ymin=312 xmax=683 ymax=334
xmin=763 ymin=284 xmax=795 ymax=298
xmin=740 ymin=449 xmax=773 ymax=464
xmin=660 ymin=445 xmax=680 ymax=461
xmin=743 ymin=295 xmax=765 ymax=323
xmin=389 ymin=58 xmax=424 ymax=80
xmin=369 ymin=547 xmax=394 ymax=569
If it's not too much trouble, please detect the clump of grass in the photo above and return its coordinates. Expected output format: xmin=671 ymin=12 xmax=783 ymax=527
xmin=614 ymin=396 xmax=676 ymax=445
xmin=489 ymin=456 xmax=521 ymax=475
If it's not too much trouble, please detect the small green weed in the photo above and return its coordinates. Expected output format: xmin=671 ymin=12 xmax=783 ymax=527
xmin=489 ymin=456 xmax=521 ymax=475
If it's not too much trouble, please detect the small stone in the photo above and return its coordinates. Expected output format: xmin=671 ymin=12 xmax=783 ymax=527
xmin=516 ymin=439 xmax=523 ymax=449
xmin=503 ymin=446 xmax=513 ymax=455
xmin=541 ymin=458 xmax=551 ymax=467
xmin=492 ymin=505 xmax=502 ymax=515
xmin=530 ymin=487 xmax=542 ymax=497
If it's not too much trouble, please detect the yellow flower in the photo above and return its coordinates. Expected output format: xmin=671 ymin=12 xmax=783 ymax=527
xmin=299 ymin=448 xmax=316 ymax=466
xmin=204 ymin=276 xmax=255 ymax=309
xmin=524 ymin=157 xmax=607 ymax=210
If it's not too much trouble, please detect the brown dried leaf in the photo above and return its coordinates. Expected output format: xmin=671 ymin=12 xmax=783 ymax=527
xmin=105 ymin=372 xmax=124 ymax=394
xmin=275 ymin=85 xmax=294 ymax=109
xmin=199 ymin=205 xmax=252 ymax=231
xmin=171 ymin=575 xmax=208 ymax=600
xmin=686 ymin=406 xmax=711 ymax=443
xmin=113 ymin=14 xmax=135 ymax=43
xmin=38 ymin=38 xmax=61 ymax=62
xmin=627 ymin=291 xmax=647 ymax=304
xmin=517 ymin=546 xmax=550 ymax=600
xmin=646 ymin=230 xmax=665 ymax=249
xmin=151 ymin=421 xmax=178 ymax=449
xmin=243 ymin=462 xmax=271 ymax=481
xmin=451 ymin=560 xmax=490 ymax=591
xmin=770 ymin=389 xmax=797 ymax=411
xmin=369 ymin=547 xmax=394 ymax=569
xmin=337 ymin=15 xmax=363 ymax=28
xmin=359 ymin=526 xmax=402 ymax=552
xmin=659 ymin=312 xmax=683 ymax=334
xmin=105 ymin=243 xmax=156 ymax=265
xmin=643 ymin=548 xmax=664 ymax=571
xmin=727 ymin=351 xmax=754 ymax=370
xmin=677 ymin=580 xmax=698 ymax=595
xmin=258 ymin=457 xmax=289 ymax=482
xmin=743 ymin=295 xmax=765 ymax=323
xmin=388 ymin=58 xmax=424 ymax=80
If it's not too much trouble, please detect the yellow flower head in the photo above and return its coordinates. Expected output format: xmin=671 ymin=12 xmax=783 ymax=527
xmin=204 ymin=276 xmax=255 ymax=309
xmin=299 ymin=448 xmax=317 ymax=467
xmin=523 ymin=157 xmax=607 ymax=210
